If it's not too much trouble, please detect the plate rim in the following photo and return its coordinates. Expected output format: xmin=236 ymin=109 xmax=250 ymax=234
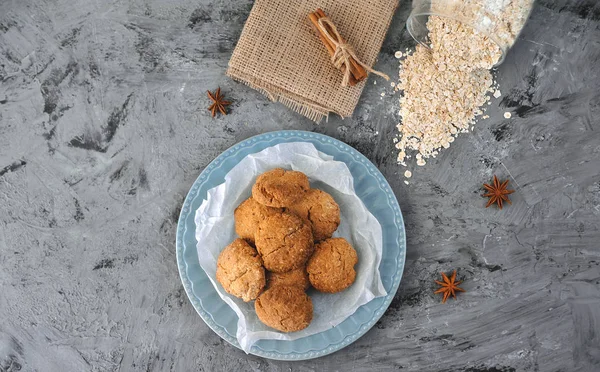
xmin=176 ymin=130 xmax=406 ymax=360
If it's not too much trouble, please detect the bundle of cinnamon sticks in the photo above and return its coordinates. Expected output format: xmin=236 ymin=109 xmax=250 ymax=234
xmin=309 ymin=9 xmax=368 ymax=86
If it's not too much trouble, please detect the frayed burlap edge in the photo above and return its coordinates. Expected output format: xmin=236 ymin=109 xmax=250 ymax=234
xmin=227 ymin=68 xmax=337 ymax=123
xmin=226 ymin=0 xmax=399 ymax=123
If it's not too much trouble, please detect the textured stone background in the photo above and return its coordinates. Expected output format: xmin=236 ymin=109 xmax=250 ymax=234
xmin=1 ymin=0 xmax=599 ymax=371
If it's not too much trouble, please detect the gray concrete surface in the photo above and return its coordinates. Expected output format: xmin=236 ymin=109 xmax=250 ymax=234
xmin=1 ymin=0 xmax=599 ymax=371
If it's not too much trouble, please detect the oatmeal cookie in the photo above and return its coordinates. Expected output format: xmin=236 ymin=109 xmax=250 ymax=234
xmin=234 ymin=196 xmax=283 ymax=244
xmin=216 ymin=239 xmax=266 ymax=302
xmin=252 ymin=168 xmax=310 ymax=207
xmin=266 ymin=266 xmax=310 ymax=291
xmin=287 ymin=189 xmax=340 ymax=242
xmin=255 ymin=286 xmax=313 ymax=332
xmin=306 ymin=237 xmax=358 ymax=293
xmin=255 ymin=212 xmax=313 ymax=273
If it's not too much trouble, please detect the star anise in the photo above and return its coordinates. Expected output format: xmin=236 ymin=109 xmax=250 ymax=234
xmin=207 ymin=87 xmax=231 ymax=117
xmin=434 ymin=270 xmax=465 ymax=303
xmin=483 ymin=175 xmax=515 ymax=209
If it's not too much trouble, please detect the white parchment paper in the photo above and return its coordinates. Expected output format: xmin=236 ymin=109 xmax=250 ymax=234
xmin=195 ymin=142 xmax=387 ymax=352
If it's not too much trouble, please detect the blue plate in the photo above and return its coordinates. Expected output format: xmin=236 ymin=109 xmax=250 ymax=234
xmin=176 ymin=130 xmax=406 ymax=360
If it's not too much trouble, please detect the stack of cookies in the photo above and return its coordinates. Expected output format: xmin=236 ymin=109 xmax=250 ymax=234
xmin=216 ymin=168 xmax=359 ymax=332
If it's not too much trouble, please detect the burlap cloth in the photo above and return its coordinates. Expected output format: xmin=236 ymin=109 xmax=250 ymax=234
xmin=227 ymin=0 xmax=399 ymax=122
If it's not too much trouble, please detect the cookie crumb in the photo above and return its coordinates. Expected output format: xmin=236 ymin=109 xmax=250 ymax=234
xmin=395 ymin=51 xmax=403 ymax=59
xmin=380 ymin=92 xmax=385 ymax=97
xmin=404 ymin=170 xmax=412 ymax=178
xmin=504 ymin=112 xmax=512 ymax=119
xmin=404 ymin=180 xmax=410 ymax=185
xmin=493 ymin=89 xmax=502 ymax=98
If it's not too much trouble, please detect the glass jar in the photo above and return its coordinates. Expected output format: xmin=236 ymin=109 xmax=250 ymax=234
xmin=406 ymin=0 xmax=535 ymax=66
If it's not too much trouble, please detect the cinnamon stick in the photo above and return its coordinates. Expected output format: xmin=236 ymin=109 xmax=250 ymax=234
xmin=308 ymin=12 xmax=357 ymax=86
xmin=308 ymin=12 xmax=336 ymax=56
xmin=309 ymin=9 xmax=366 ymax=86
xmin=315 ymin=9 xmax=367 ymax=82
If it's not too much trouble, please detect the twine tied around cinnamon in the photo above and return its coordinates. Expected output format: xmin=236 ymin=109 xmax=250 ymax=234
xmin=316 ymin=16 xmax=390 ymax=87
